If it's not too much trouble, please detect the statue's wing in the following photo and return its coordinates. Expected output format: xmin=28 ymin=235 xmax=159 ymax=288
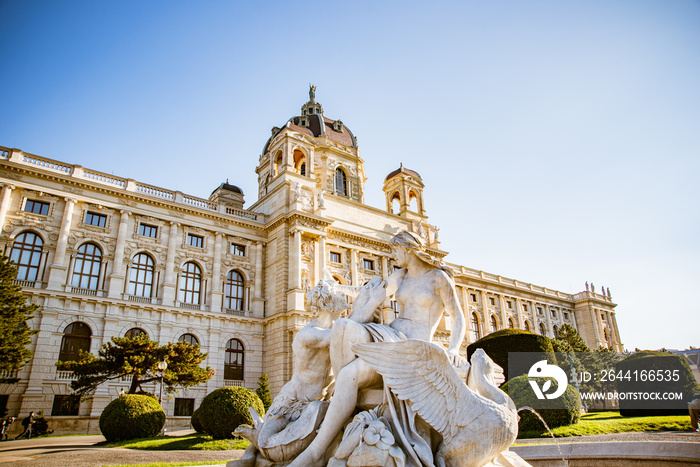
xmin=353 ymin=339 xmax=483 ymax=439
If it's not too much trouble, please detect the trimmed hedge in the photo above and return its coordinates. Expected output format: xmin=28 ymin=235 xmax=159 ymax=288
xmin=191 ymin=407 xmax=204 ymax=433
xmin=197 ymin=386 xmax=265 ymax=439
xmin=99 ymin=394 xmax=165 ymax=441
xmin=467 ymin=329 xmax=555 ymax=382
xmin=502 ymin=374 xmax=582 ymax=432
xmin=615 ymin=351 xmax=700 ymax=416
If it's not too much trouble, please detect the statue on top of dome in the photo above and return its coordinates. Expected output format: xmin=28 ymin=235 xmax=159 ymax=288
xmin=309 ymin=84 xmax=316 ymax=101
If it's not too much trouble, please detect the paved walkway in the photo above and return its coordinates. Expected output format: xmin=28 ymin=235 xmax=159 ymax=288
xmin=0 ymin=430 xmax=242 ymax=467
xmin=0 ymin=430 xmax=697 ymax=466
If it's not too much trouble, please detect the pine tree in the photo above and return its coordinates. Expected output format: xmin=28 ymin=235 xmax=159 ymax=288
xmin=0 ymin=255 xmax=39 ymax=383
xmin=256 ymin=373 xmax=272 ymax=410
xmin=554 ymin=323 xmax=590 ymax=352
xmin=56 ymin=334 xmax=214 ymax=398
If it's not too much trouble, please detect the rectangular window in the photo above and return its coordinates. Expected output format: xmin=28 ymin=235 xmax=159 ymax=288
xmin=470 ymin=294 xmax=477 ymax=302
xmin=564 ymin=312 xmax=569 ymax=320
xmin=506 ymin=301 xmax=513 ymax=309
xmin=537 ymin=307 xmax=543 ymax=315
xmin=551 ymin=310 xmax=557 ymax=318
xmin=488 ymin=297 xmax=495 ymax=306
xmin=330 ymin=251 xmax=342 ymax=263
xmin=85 ymin=211 xmax=107 ymax=227
xmin=231 ymin=243 xmax=246 ymax=256
xmin=362 ymin=259 xmax=374 ymax=270
xmin=174 ymin=398 xmax=195 ymax=417
xmin=523 ymin=304 xmax=528 ymax=312
xmin=24 ymin=199 xmax=49 ymax=215
xmin=51 ymin=395 xmax=80 ymax=416
xmin=187 ymin=233 xmax=204 ymax=248
xmin=139 ymin=223 xmax=158 ymax=238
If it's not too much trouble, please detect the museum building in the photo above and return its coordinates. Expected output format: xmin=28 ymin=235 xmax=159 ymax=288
xmin=0 ymin=91 xmax=622 ymax=432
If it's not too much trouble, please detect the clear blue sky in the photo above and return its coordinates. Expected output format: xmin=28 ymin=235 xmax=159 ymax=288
xmin=1 ymin=1 xmax=698 ymax=351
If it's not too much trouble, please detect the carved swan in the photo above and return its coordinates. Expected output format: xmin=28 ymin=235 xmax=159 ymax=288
xmin=353 ymin=340 xmax=519 ymax=467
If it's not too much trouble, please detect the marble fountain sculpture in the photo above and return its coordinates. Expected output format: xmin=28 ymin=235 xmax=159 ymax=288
xmin=230 ymin=231 xmax=531 ymax=467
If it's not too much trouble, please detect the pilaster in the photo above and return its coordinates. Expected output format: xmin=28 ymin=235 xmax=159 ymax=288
xmin=47 ymin=198 xmax=77 ymax=289
xmin=108 ymin=210 xmax=131 ymax=298
xmin=0 ymin=184 xmax=15 ymax=228
xmin=162 ymin=222 xmax=179 ymax=304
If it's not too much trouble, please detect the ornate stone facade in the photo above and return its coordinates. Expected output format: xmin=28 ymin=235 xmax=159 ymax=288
xmin=0 ymin=92 xmax=621 ymax=433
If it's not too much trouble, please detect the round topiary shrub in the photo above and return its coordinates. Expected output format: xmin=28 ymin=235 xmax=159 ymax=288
xmin=615 ymin=351 xmax=700 ymax=416
xmin=467 ymin=329 xmax=556 ymax=382
xmin=191 ymin=407 xmax=204 ymax=433
xmin=99 ymin=394 xmax=166 ymax=442
xmin=502 ymin=374 xmax=582 ymax=433
xmin=197 ymin=386 xmax=264 ymax=439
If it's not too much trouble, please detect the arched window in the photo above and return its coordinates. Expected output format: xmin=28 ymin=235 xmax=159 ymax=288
xmin=508 ymin=318 xmax=515 ymax=329
xmin=58 ymin=322 xmax=91 ymax=362
xmin=224 ymin=339 xmax=245 ymax=380
xmin=179 ymin=262 xmax=201 ymax=305
xmin=128 ymin=253 xmax=155 ymax=298
xmin=125 ymin=327 xmax=147 ymax=339
xmin=524 ymin=320 xmax=531 ymax=332
xmin=274 ymin=151 xmax=283 ymax=176
xmin=603 ymin=328 xmax=609 ymax=343
xmin=224 ymin=270 xmax=245 ymax=311
xmin=553 ymin=325 xmax=559 ymax=337
xmin=71 ymin=243 xmax=102 ymax=290
xmin=335 ymin=168 xmax=347 ymax=196
xmin=470 ymin=313 xmax=481 ymax=342
xmin=539 ymin=322 xmax=547 ymax=336
xmin=10 ymin=231 xmax=43 ymax=281
xmin=408 ymin=191 xmax=419 ymax=212
xmin=179 ymin=333 xmax=199 ymax=346
xmin=293 ymin=150 xmax=306 ymax=176
xmin=391 ymin=192 xmax=400 ymax=214
xmin=489 ymin=315 xmax=498 ymax=333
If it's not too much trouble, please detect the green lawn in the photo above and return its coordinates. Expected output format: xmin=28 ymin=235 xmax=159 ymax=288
xmin=103 ymin=433 xmax=249 ymax=451
xmin=518 ymin=411 xmax=693 ymax=438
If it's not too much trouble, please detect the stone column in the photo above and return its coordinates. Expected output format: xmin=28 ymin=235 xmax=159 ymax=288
xmin=288 ymin=229 xmax=301 ymax=290
xmin=498 ymin=295 xmax=509 ymax=329
xmin=108 ymin=210 xmax=131 ymax=298
xmin=317 ymin=235 xmax=326 ymax=280
xmin=287 ymin=229 xmax=304 ymax=311
xmin=161 ymin=222 xmax=179 ymax=304
xmin=480 ymin=290 xmax=490 ymax=336
xmin=515 ymin=298 xmax=524 ymax=329
xmin=47 ymin=198 xmax=77 ymax=289
xmin=531 ymin=301 xmax=539 ymax=334
xmin=544 ymin=304 xmax=554 ymax=338
xmin=251 ymin=241 xmax=265 ymax=317
xmin=350 ymin=249 xmax=358 ymax=286
xmin=462 ymin=288 xmax=473 ymax=342
xmin=210 ymin=233 xmax=223 ymax=311
xmin=0 ymin=184 xmax=14 ymax=228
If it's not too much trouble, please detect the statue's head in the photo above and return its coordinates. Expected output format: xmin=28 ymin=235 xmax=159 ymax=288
xmin=306 ymin=279 xmax=350 ymax=316
xmin=390 ymin=230 xmax=454 ymax=276
xmin=390 ymin=230 xmax=425 ymax=251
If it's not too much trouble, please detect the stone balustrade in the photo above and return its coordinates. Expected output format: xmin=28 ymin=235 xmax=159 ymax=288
xmin=0 ymin=146 xmax=262 ymax=224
